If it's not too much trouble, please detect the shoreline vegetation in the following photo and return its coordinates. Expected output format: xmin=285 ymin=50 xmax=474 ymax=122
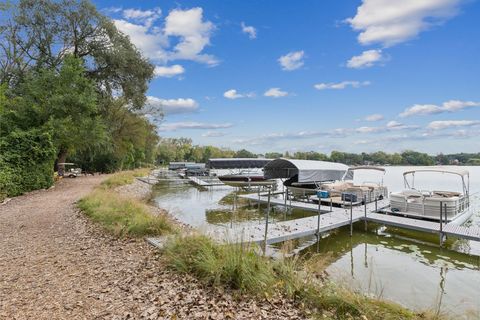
xmin=155 ymin=138 xmax=480 ymax=167
xmin=78 ymin=169 xmax=176 ymax=237
xmin=78 ymin=169 xmax=448 ymax=320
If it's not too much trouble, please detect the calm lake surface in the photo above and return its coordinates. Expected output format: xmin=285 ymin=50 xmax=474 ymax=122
xmin=152 ymin=166 xmax=480 ymax=318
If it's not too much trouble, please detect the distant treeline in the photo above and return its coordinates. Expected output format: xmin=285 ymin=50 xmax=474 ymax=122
xmin=156 ymin=138 xmax=480 ymax=166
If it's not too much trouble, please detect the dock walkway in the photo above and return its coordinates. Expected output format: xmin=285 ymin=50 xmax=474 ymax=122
xmin=187 ymin=176 xmax=224 ymax=187
xmin=232 ymin=192 xmax=480 ymax=245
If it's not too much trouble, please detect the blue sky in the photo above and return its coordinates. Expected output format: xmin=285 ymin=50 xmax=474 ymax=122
xmin=97 ymin=0 xmax=480 ymax=154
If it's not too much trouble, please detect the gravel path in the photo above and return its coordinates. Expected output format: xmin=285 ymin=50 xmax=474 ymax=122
xmin=0 ymin=176 xmax=304 ymax=319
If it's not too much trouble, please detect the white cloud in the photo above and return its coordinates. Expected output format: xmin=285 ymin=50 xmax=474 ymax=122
xmin=164 ymin=8 xmax=218 ymax=65
xmin=114 ymin=7 xmax=217 ymax=66
xmin=123 ymin=7 xmax=161 ymax=27
xmin=223 ymin=89 xmax=255 ymax=100
xmin=145 ymin=96 xmax=198 ymax=115
xmin=346 ymin=0 xmax=464 ymax=47
xmin=264 ymin=88 xmax=288 ymax=98
xmin=202 ymin=131 xmax=226 ymax=137
xmin=427 ymin=120 xmax=480 ymax=130
xmin=157 ymin=121 xmax=233 ymax=131
xmin=364 ymin=113 xmax=384 ymax=121
xmin=241 ymin=22 xmax=257 ymax=39
xmin=356 ymin=121 xmax=417 ymax=133
xmin=278 ymin=51 xmax=305 ymax=71
xmin=314 ymin=80 xmax=371 ymax=90
xmin=347 ymin=49 xmax=383 ymax=69
xmin=154 ymin=64 xmax=185 ymax=78
xmin=399 ymin=100 xmax=480 ymax=117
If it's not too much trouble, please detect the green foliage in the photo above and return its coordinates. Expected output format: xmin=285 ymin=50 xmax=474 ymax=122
xmin=0 ymin=127 xmax=56 ymax=197
xmin=234 ymin=149 xmax=257 ymax=158
xmin=78 ymin=188 xmax=174 ymax=237
xmin=163 ymin=235 xmax=440 ymax=320
xmin=156 ymin=138 xmax=236 ymax=164
xmin=100 ymin=168 xmax=151 ymax=189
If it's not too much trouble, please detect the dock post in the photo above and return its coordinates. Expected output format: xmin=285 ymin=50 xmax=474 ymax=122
xmin=439 ymin=201 xmax=443 ymax=246
xmin=264 ymin=189 xmax=271 ymax=255
xmin=364 ymin=195 xmax=367 ymax=231
xmin=350 ymin=197 xmax=353 ymax=236
xmin=284 ymin=190 xmax=288 ymax=219
xmin=330 ymin=198 xmax=333 ymax=212
xmin=375 ymin=197 xmax=378 ymax=212
xmin=234 ymin=192 xmax=237 ymax=211
xmin=317 ymin=199 xmax=321 ymax=237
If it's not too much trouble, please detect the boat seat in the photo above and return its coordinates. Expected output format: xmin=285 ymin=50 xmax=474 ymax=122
xmin=432 ymin=191 xmax=461 ymax=198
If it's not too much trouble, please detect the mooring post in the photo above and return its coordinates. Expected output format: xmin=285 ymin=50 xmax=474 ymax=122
xmin=364 ymin=194 xmax=367 ymax=231
xmin=350 ymin=197 xmax=353 ymax=236
xmin=439 ymin=201 xmax=443 ymax=246
xmin=264 ymin=189 xmax=271 ymax=254
xmin=317 ymin=198 xmax=321 ymax=237
xmin=330 ymin=198 xmax=333 ymax=212
xmin=375 ymin=197 xmax=378 ymax=212
xmin=444 ymin=203 xmax=448 ymax=224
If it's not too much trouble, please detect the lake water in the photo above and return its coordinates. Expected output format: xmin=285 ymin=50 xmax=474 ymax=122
xmin=152 ymin=166 xmax=480 ymax=318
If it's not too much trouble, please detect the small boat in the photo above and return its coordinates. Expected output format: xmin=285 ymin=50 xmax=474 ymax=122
xmin=388 ymin=168 xmax=473 ymax=224
xmin=319 ymin=166 xmax=388 ymax=203
xmin=218 ymin=172 xmax=276 ymax=188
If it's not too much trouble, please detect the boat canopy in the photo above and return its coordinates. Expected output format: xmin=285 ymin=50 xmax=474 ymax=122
xmin=263 ymin=158 xmax=351 ymax=183
xmin=403 ymin=167 xmax=469 ymax=177
xmin=348 ymin=166 xmax=385 ymax=172
xmin=206 ymin=158 xmax=271 ymax=169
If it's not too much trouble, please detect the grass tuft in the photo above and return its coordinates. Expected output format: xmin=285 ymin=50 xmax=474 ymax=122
xmin=163 ymin=234 xmax=448 ymax=320
xmin=78 ymin=188 xmax=174 ymax=237
xmin=101 ymin=168 xmax=151 ymax=189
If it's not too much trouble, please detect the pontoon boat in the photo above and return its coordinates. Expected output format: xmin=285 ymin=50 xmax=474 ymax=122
xmin=388 ymin=168 xmax=472 ymax=224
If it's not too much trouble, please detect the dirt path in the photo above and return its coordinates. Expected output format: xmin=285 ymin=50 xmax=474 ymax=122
xmin=0 ymin=176 xmax=303 ymax=319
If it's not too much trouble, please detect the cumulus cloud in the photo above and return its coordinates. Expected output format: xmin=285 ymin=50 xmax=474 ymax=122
xmin=264 ymin=88 xmax=288 ymax=98
xmin=241 ymin=22 xmax=257 ymax=39
xmin=314 ymin=80 xmax=371 ymax=90
xmin=223 ymin=89 xmax=255 ymax=99
xmin=399 ymin=100 xmax=480 ymax=117
xmin=114 ymin=7 xmax=217 ymax=66
xmin=145 ymin=96 xmax=198 ymax=115
xmin=364 ymin=114 xmax=384 ymax=121
xmin=154 ymin=64 xmax=185 ymax=78
xmin=278 ymin=51 xmax=305 ymax=71
xmin=427 ymin=120 xmax=480 ymax=130
xmin=158 ymin=122 xmax=233 ymax=132
xmin=346 ymin=0 xmax=464 ymax=47
xmin=347 ymin=49 xmax=383 ymax=69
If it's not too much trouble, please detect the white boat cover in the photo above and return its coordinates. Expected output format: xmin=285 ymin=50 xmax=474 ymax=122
xmin=206 ymin=158 xmax=271 ymax=169
xmin=264 ymin=158 xmax=351 ymax=183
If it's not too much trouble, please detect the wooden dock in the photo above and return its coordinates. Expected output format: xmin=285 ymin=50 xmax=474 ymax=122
xmin=187 ymin=176 xmax=224 ymax=187
xmin=230 ymin=192 xmax=480 ymax=245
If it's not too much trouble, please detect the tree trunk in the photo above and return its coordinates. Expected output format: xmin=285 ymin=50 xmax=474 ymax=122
xmin=56 ymin=148 xmax=68 ymax=176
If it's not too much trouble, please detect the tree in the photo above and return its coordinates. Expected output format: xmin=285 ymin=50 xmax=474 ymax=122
xmin=2 ymin=0 xmax=154 ymax=109
xmin=234 ymin=149 xmax=256 ymax=158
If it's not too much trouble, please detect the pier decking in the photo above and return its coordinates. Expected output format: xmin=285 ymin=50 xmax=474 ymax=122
xmin=229 ymin=192 xmax=480 ymax=245
xmin=187 ymin=176 xmax=224 ymax=187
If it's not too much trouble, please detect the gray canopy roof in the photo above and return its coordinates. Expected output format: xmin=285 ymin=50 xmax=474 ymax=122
xmin=206 ymin=158 xmax=271 ymax=169
xmin=264 ymin=158 xmax=351 ymax=183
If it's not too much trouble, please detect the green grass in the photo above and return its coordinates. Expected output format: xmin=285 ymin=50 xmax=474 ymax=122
xmin=163 ymin=235 xmax=447 ymax=320
xmin=101 ymin=168 xmax=151 ymax=189
xmin=78 ymin=188 xmax=175 ymax=237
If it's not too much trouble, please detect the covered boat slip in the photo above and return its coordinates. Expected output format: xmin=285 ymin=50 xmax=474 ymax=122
xmin=265 ymin=159 xmax=386 ymax=204
xmin=206 ymin=158 xmax=271 ymax=169
xmin=388 ymin=167 xmax=471 ymax=223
